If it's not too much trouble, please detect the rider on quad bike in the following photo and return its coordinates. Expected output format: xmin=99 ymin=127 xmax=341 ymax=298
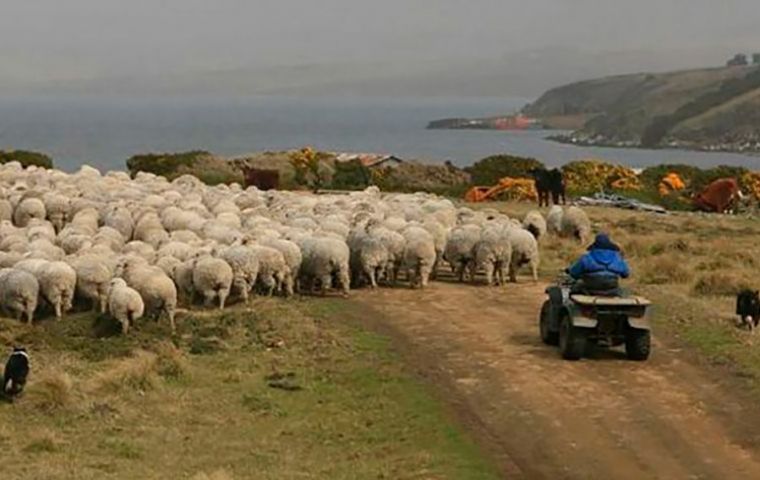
xmin=567 ymin=233 xmax=629 ymax=296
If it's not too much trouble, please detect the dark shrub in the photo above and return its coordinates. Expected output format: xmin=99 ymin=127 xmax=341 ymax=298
xmin=126 ymin=151 xmax=211 ymax=178
xmin=465 ymin=155 xmax=544 ymax=185
xmin=0 ymin=150 xmax=53 ymax=169
xmin=331 ymin=160 xmax=371 ymax=190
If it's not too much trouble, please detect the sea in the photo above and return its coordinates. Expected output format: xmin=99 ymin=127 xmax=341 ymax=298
xmin=1 ymin=94 xmax=759 ymax=172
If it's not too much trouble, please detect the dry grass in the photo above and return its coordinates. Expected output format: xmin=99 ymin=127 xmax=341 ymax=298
xmin=692 ymin=272 xmax=753 ymax=296
xmin=28 ymin=370 xmax=76 ymax=411
xmin=191 ymin=469 xmax=235 ymax=480
xmin=90 ymin=350 xmax=161 ymax=393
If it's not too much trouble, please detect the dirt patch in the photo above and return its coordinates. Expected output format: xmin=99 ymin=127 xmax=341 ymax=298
xmin=345 ymin=281 xmax=760 ymax=479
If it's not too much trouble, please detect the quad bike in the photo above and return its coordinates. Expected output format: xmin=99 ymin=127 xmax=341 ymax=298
xmin=539 ymin=274 xmax=652 ymax=361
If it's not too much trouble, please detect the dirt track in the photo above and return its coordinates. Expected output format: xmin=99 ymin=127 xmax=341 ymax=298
xmin=350 ymin=282 xmax=760 ymax=479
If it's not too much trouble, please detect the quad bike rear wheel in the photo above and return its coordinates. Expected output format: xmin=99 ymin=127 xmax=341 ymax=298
xmin=625 ymin=327 xmax=651 ymax=361
xmin=559 ymin=314 xmax=587 ymax=361
xmin=539 ymin=300 xmax=559 ymax=345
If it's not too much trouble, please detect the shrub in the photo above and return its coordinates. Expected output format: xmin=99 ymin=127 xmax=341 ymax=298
xmin=126 ymin=150 xmax=210 ymax=178
xmin=465 ymin=154 xmax=544 ymax=185
xmin=638 ymin=256 xmax=692 ymax=285
xmin=331 ymin=159 xmax=371 ymax=190
xmin=126 ymin=150 xmax=244 ymax=185
xmin=0 ymin=150 xmax=53 ymax=169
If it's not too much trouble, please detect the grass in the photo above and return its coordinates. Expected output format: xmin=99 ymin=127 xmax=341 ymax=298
xmin=0 ymin=298 xmax=497 ymax=479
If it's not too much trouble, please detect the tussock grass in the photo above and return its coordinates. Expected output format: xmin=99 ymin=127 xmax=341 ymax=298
xmin=90 ymin=350 xmax=161 ymax=393
xmin=29 ymin=370 xmax=76 ymax=411
xmin=638 ymin=255 xmax=692 ymax=285
xmin=693 ymin=272 xmax=753 ymax=297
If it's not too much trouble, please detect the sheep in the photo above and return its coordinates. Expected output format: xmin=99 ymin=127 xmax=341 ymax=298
xmin=42 ymin=192 xmax=70 ymax=233
xmin=217 ymin=245 xmax=260 ymax=303
xmin=561 ymin=206 xmax=592 ymax=243
xmin=115 ymin=258 xmax=177 ymax=333
xmin=473 ymin=226 xmax=513 ymax=286
xmin=249 ymin=245 xmax=292 ymax=296
xmin=546 ymin=205 xmax=563 ymax=235
xmin=403 ymin=237 xmax=437 ymax=289
xmin=69 ymin=254 xmax=114 ymax=313
xmin=507 ymin=228 xmax=540 ymax=283
xmin=298 ymin=236 xmax=350 ymax=296
xmin=522 ymin=210 xmax=547 ymax=241
xmin=13 ymin=197 xmax=46 ymax=227
xmin=443 ymin=224 xmax=481 ymax=282
xmin=259 ymin=238 xmax=302 ymax=291
xmin=107 ymin=278 xmax=145 ymax=334
xmin=191 ymin=255 xmax=233 ymax=309
xmin=0 ymin=268 xmax=39 ymax=324
xmin=349 ymin=233 xmax=389 ymax=288
xmin=14 ymin=259 xmax=76 ymax=320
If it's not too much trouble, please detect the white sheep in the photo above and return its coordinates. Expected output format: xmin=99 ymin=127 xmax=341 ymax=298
xmin=298 ymin=236 xmax=350 ymax=296
xmin=561 ymin=206 xmax=592 ymax=243
xmin=443 ymin=224 xmax=481 ymax=282
xmin=522 ymin=210 xmax=547 ymax=241
xmin=191 ymin=255 xmax=233 ymax=309
xmin=107 ymin=277 xmax=145 ymax=334
xmin=69 ymin=254 xmax=114 ymax=312
xmin=116 ymin=258 xmax=177 ymax=333
xmin=546 ymin=205 xmax=563 ymax=235
xmin=13 ymin=197 xmax=46 ymax=227
xmin=0 ymin=268 xmax=39 ymax=323
xmin=473 ymin=226 xmax=513 ymax=286
xmin=507 ymin=228 xmax=540 ymax=283
xmin=14 ymin=259 xmax=76 ymax=320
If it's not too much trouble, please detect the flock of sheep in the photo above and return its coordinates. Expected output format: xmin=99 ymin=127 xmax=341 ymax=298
xmin=0 ymin=162 xmax=591 ymax=335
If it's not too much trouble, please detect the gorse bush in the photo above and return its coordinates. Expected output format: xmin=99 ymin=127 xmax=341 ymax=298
xmin=126 ymin=150 xmax=211 ymax=177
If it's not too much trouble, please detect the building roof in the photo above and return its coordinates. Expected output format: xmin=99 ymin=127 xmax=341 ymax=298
xmin=334 ymin=153 xmax=404 ymax=168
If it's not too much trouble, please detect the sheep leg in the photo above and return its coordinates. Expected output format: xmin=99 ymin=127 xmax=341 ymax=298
xmin=366 ymin=268 xmax=377 ymax=289
xmin=319 ymin=274 xmax=331 ymax=296
xmin=531 ymin=260 xmax=539 ymax=282
xmin=339 ymin=270 xmax=350 ymax=297
xmin=509 ymin=261 xmax=518 ymax=283
xmin=218 ymin=289 xmax=228 ymax=310
xmin=483 ymin=263 xmax=495 ymax=287
xmin=420 ymin=266 xmax=432 ymax=289
xmin=456 ymin=262 xmax=466 ymax=283
xmin=203 ymin=291 xmax=215 ymax=307
xmin=54 ymin=300 xmax=62 ymax=321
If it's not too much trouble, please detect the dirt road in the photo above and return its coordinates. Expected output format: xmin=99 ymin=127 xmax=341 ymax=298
xmin=349 ymin=282 xmax=760 ymax=479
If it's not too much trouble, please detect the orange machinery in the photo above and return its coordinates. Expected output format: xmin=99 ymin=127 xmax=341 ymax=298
xmin=464 ymin=177 xmax=537 ymax=203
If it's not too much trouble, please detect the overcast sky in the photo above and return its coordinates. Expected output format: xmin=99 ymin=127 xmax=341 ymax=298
xmin=1 ymin=0 xmax=759 ymax=87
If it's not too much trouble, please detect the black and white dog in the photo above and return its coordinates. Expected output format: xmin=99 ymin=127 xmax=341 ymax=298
xmin=736 ymin=290 xmax=760 ymax=332
xmin=3 ymin=347 xmax=30 ymax=399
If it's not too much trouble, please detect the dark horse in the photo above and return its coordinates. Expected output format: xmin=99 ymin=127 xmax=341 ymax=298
xmin=530 ymin=168 xmax=566 ymax=207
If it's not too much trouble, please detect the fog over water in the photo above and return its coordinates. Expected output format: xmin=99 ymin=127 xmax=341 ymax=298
xmin=1 ymin=95 xmax=758 ymax=172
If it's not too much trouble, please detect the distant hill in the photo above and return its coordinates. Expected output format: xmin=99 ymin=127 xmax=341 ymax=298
xmin=523 ymin=65 xmax=760 ymax=152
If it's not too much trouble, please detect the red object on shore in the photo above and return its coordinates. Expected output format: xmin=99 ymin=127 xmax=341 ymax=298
xmin=491 ymin=114 xmax=537 ymax=130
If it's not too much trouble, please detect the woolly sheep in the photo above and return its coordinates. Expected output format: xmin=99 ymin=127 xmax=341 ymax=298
xmin=249 ymin=245 xmax=292 ymax=296
xmin=507 ymin=228 xmax=540 ymax=283
xmin=14 ymin=259 xmax=76 ymax=319
xmin=473 ymin=226 xmax=513 ymax=286
xmin=106 ymin=278 xmax=145 ymax=334
xmin=13 ymin=197 xmax=46 ymax=227
xmin=217 ymin=245 xmax=260 ymax=303
xmin=546 ymin=206 xmax=563 ymax=235
xmin=116 ymin=258 xmax=177 ymax=333
xmin=403 ymin=237 xmax=436 ymax=289
xmin=69 ymin=254 xmax=114 ymax=312
xmin=298 ymin=236 xmax=350 ymax=296
xmin=561 ymin=206 xmax=592 ymax=243
xmin=191 ymin=255 xmax=233 ymax=309
xmin=444 ymin=224 xmax=481 ymax=282
xmin=0 ymin=268 xmax=39 ymax=323
xmin=522 ymin=210 xmax=547 ymax=241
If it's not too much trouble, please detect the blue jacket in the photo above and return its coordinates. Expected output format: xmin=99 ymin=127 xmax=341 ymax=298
xmin=569 ymin=248 xmax=630 ymax=280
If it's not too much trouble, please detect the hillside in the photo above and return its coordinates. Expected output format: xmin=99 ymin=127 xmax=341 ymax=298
xmin=523 ymin=65 xmax=760 ymax=152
